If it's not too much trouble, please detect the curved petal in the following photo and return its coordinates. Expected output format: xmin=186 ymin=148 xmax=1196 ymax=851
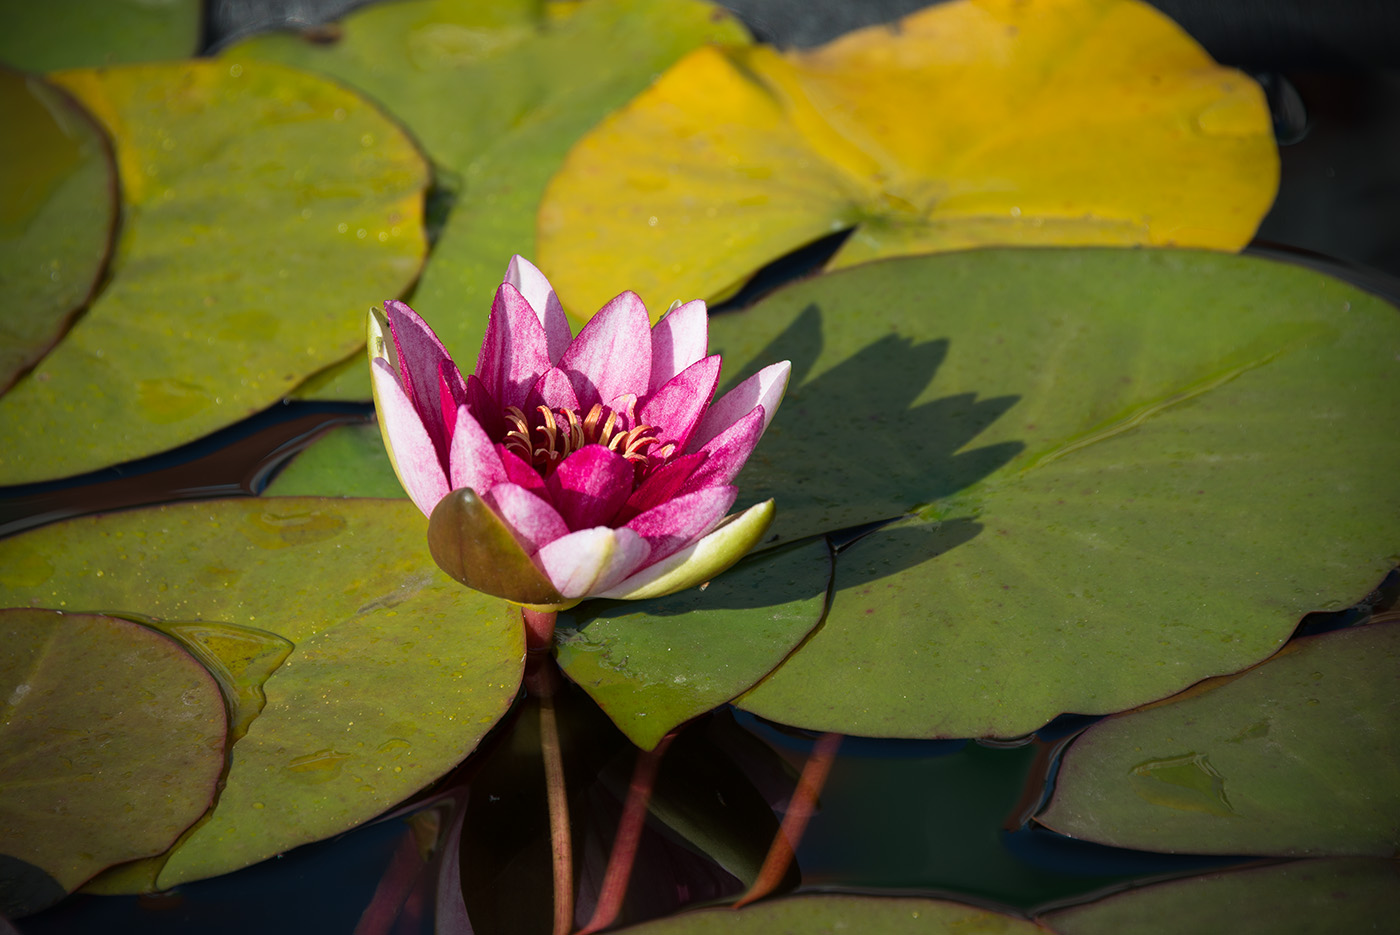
xmin=598 ymin=500 xmax=775 ymax=601
xmin=527 ymin=366 xmax=581 ymax=414
xmin=617 ymin=452 xmax=704 ymax=523
xmin=648 ymin=299 xmax=708 ymax=393
xmin=370 ymin=357 xmax=449 ymax=517
xmin=476 ymin=282 xmax=553 ymax=411
xmin=385 ymin=300 xmax=456 ymax=460
xmin=545 ymin=444 xmax=634 ymax=530
xmin=680 ymin=405 xmax=764 ymax=493
xmin=536 ymin=526 xmax=649 ymax=599
xmin=686 ymin=360 xmax=791 ymax=453
xmin=637 ymin=354 xmax=721 ymax=454
xmin=498 ymin=444 xmax=547 ymax=495
xmin=558 ymin=290 xmax=652 ymax=410
xmin=506 ymin=255 xmax=571 ymax=364
xmin=447 ymin=404 xmax=507 ymax=496
xmin=484 ymin=483 xmax=570 ymax=554
xmin=626 ymin=485 xmax=737 ymax=564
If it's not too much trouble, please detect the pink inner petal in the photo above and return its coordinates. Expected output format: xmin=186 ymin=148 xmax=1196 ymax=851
xmin=637 ymin=354 xmax=721 ymax=454
xmin=475 ymin=282 xmax=552 ymax=411
xmin=648 ymin=299 xmax=708 ymax=393
xmin=545 ymin=444 xmax=634 ymax=530
xmin=466 ymin=374 xmax=504 ymax=439
xmin=484 ymin=483 xmax=570 ymax=554
xmin=686 ymin=360 xmax=791 ymax=453
xmin=497 ymin=444 xmax=547 ymax=495
xmin=558 ymin=291 xmax=652 ymax=411
xmin=385 ymin=300 xmax=454 ymax=462
xmin=371 ymin=358 xmax=450 ymax=517
xmin=447 ymin=404 xmax=507 ymax=496
xmin=527 ymin=367 xmax=581 ymax=414
xmin=437 ymin=362 xmax=469 ymax=447
xmin=626 ymin=485 xmax=737 ymax=565
xmin=505 ymin=255 xmax=572 ymax=364
xmin=616 ymin=452 xmax=704 ymax=524
xmin=680 ymin=405 xmax=765 ymax=494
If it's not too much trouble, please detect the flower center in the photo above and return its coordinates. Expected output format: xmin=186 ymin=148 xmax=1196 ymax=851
xmin=501 ymin=403 xmax=675 ymax=470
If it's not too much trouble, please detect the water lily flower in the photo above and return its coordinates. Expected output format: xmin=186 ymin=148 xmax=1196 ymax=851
xmin=369 ymin=256 xmax=789 ymax=614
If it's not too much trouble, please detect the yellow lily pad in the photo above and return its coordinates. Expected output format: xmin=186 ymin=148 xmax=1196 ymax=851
xmin=537 ymin=0 xmax=1278 ymax=319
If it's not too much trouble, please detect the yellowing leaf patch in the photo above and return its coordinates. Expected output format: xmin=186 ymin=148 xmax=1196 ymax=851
xmin=537 ymin=0 xmax=1279 ymax=319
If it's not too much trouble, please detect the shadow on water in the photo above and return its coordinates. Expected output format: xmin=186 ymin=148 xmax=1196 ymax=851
xmin=717 ymin=303 xmax=1025 ymax=548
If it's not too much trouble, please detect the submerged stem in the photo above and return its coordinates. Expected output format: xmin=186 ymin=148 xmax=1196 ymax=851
xmin=577 ymin=734 xmax=676 ymax=935
xmin=531 ymin=657 xmax=573 ymax=935
xmin=735 ymin=731 xmax=843 ymax=908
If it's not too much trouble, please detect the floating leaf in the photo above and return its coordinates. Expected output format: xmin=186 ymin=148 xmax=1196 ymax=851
xmin=230 ymin=0 xmax=749 ymax=399
xmin=0 ymin=609 xmax=225 ymax=910
xmin=0 ymin=70 xmax=116 ymax=394
xmin=1044 ymin=858 xmax=1400 ymax=934
xmin=556 ymin=539 xmax=831 ymax=750
xmin=263 ymin=422 xmax=406 ymax=498
xmin=0 ymin=497 xmax=523 ymax=888
xmin=707 ymin=249 xmax=1400 ymax=738
xmin=0 ymin=0 xmax=201 ymax=73
xmin=616 ymin=893 xmax=1043 ymax=934
xmin=537 ymin=0 xmax=1277 ymax=319
xmin=0 ymin=60 xmax=429 ymax=485
xmin=1038 ymin=621 xmax=1400 ymax=856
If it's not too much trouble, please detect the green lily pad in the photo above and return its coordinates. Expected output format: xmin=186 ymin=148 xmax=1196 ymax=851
xmin=1044 ymin=858 xmax=1400 ymax=934
xmin=229 ymin=0 xmax=749 ymax=400
xmin=0 ymin=60 xmax=429 ymax=485
xmin=717 ymin=249 xmax=1400 ymax=738
xmin=0 ymin=0 xmax=201 ymax=73
xmin=1038 ymin=621 xmax=1400 ymax=856
xmin=556 ymin=539 xmax=831 ymax=750
xmin=0 ymin=609 xmax=225 ymax=906
xmin=263 ymin=422 xmax=406 ymax=498
xmin=0 ymin=70 xmax=116 ymax=394
xmin=616 ymin=893 xmax=1043 ymax=934
xmin=0 ymin=497 xmax=523 ymax=888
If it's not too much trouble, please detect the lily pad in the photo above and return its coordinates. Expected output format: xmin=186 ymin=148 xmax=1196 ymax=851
xmin=263 ymin=421 xmax=406 ymax=498
xmin=0 ymin=0 xmax=201 ymax=73
xmin=0 ymin=497 xmax=523 ymax=888
xmin=556 ymin=539 xmax=831 ymax=750
xmin=616 ymin=893 xmax=1043 ymax=934
xmin=229 ymin=0 xmax=749 ymax=399
xmin=0 ymin=60 xmax=429 ymax=485
xmin=537 ymin=0 xmax=1278 ymax=319
xmin=0 ymin=70 xmax=116 ymax=394
xmin=0 ymin=609 xmax=225 ymax=906
xmin=1044 ymin=858 xmax=1400 ymax=934
xmin=710 ymin=248 xmax=1400 ymax=738
xmin=1038 ymin=621 xmax=1400 ymax=856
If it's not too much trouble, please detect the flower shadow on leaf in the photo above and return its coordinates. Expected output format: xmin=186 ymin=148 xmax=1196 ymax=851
xmin=719 ymin=303 xmax=1024 ymax=546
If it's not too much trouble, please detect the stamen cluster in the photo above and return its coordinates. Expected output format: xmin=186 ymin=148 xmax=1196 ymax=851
xmin=501 ymin=402 xmax=675 ymax=470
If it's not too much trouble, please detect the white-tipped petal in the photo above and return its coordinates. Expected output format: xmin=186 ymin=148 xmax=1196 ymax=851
xmin=369 ymin=357 xmax=449 ymax=517
xmin=505 ymin=254 xmax=571 ymax=363
xmin=536 ymin=526 xmax=650 ymax=599
xmin=686 ymin=360 xmax=791 ymax=453
xmin=597 ymin=500 xmax=774 ymax=601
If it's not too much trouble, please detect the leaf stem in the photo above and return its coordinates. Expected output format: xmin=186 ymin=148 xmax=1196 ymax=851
xmin=577 ymin=734 xmax=676 ymax=935
xmin=523 ymin=632 xmax=573 ymax=935
xmin=735 ymin=731 xmax=842 ymax=908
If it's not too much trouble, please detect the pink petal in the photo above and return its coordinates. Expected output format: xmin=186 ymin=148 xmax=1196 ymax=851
xmin=370 ymin=358 xmax=449 ymax=517
xmin=466 ymin=374 xmax=504 ymax=438
xmin=526 ymin=366 xmax=580 ymax=414
xmin=679 ymin=406 xmax=764 ymax=494
xmin=558 ymin=291 xmax=652 ymax=410
xmin=685 ymin=360 xmax=791 ymax=453
xmin=616 ymin=452 xmax=704 ymax=524
xmin=498 ymin=444 xmax=547 ymax=496
xmin=475 ymin=282 xmax=552 ymax=411
xmin=385 ymin=300 xmax=454 ymax=460
xmin=545 ymin=444 xmax=634 ymax=530
xmin=648 ymin=299 xmax=708 ymax=393
xmin=447 ymin=404 xmax=507 ymax=495
xmin=437 ymin=361 xmax=469 ymax=446
xmin=483 ymin=483 xmax=570 ymax=554
xmin=536 ymin=527 xmax=649 ymax=599
xmin=626 ymin=485 xmax=737 ymax=564
xmin=637 ymin=354 xmax=721 ymax=454
xmin=505 ymin=255 xmax=571 ymax=364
